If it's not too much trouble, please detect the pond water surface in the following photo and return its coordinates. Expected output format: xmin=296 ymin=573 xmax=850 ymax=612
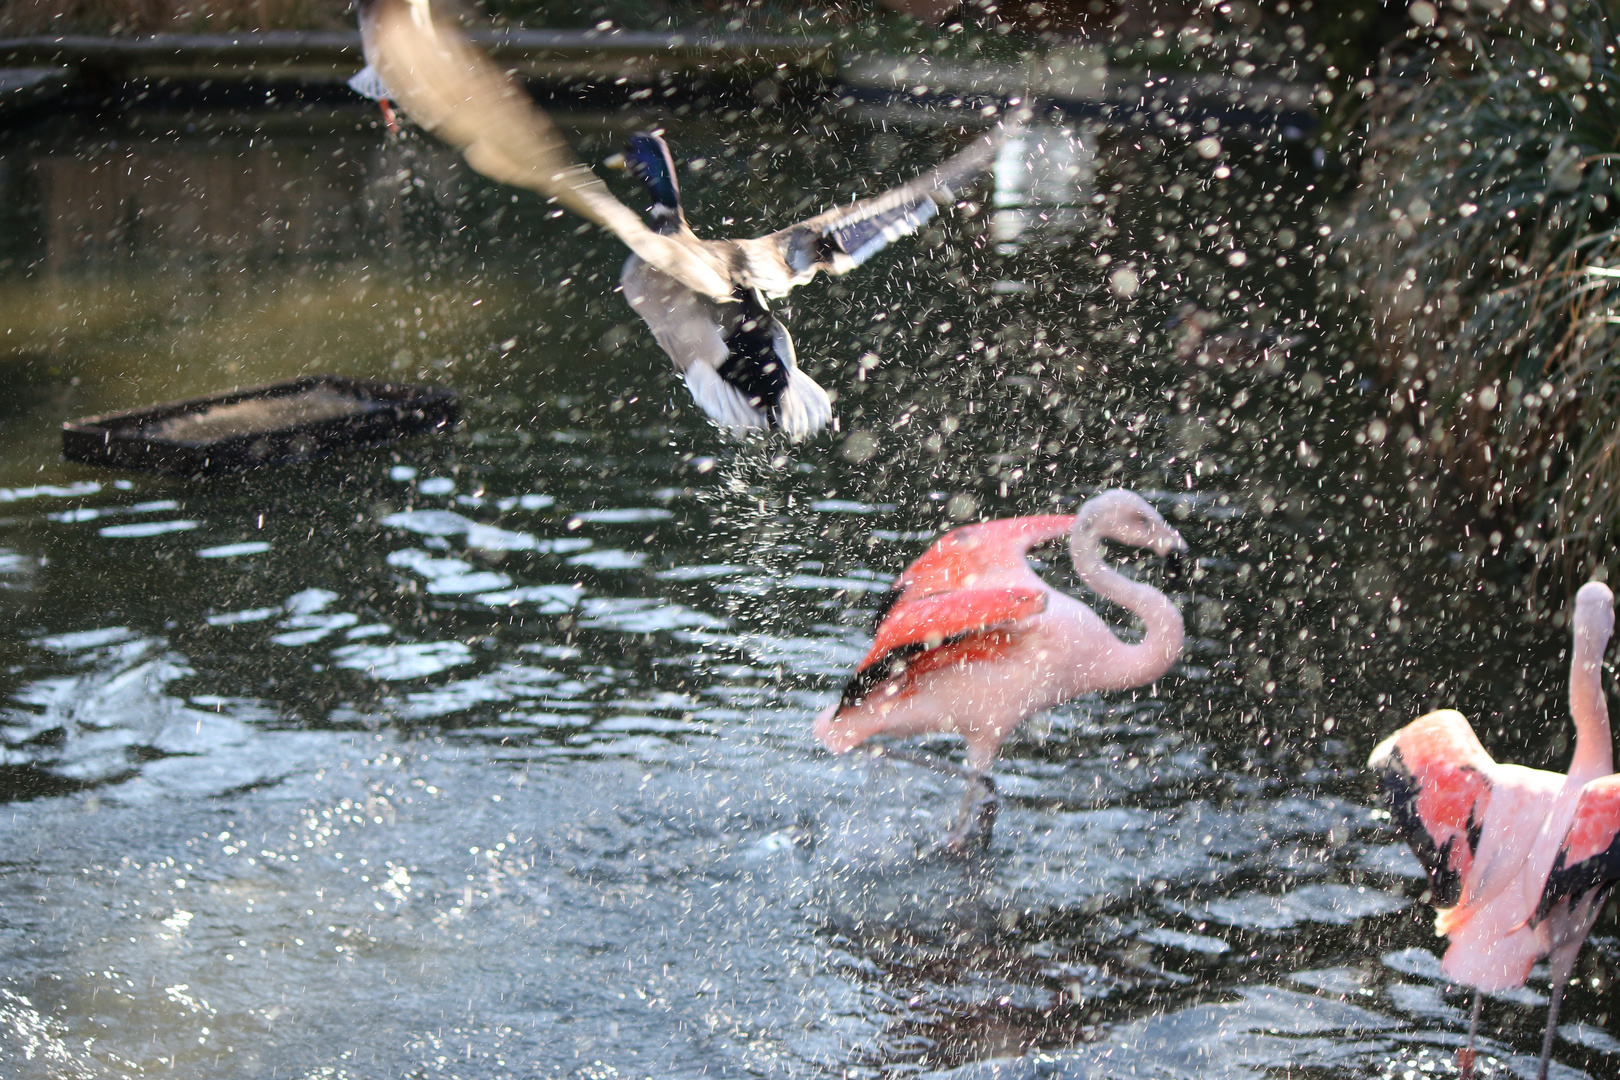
xmin=1 ymin=95 xmax=1617 ymax=1079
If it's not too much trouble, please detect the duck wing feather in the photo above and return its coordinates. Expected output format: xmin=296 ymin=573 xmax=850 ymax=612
xmin=758 ymin=129 xmax=999 ymax=292
xmin=364 ymin=0 xmax=731 ymax=298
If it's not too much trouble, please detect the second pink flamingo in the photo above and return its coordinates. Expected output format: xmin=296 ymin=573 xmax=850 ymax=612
xmin=1369 ymin=580 xmax=1620 ymax=1080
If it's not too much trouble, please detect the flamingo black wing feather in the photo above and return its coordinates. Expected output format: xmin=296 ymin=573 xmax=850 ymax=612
xmin=1537 ymin=776 xmax=1620 ymax=922
xmin=1367 ymin=710 xmax=1498 ymax=909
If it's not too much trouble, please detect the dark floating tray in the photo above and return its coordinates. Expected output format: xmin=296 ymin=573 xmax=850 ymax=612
xmin=62 ymin=375 xmax=457 ymax=476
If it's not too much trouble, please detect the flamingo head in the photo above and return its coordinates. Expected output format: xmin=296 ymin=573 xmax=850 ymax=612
xmin=1076 ymin=489 xmax=1187 ymax=558
xmin=1574 ymin=580 xmax=1615 ymax=651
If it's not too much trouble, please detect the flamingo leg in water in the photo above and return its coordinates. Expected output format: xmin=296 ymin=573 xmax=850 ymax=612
xmin=943 ymin=773 xmax=997 ymax=854
xmin=1535 ymin=942 xmax=1584 ymax=1080
xmin=857 ymin=745 xmax=999 ymax=853
xmin=863 ymin=743 xmax=974 ymax=782
xmin=1458 ymin=991 xmax=1480 ymax=1080
xmin=1536 ymin=978 xmax=1566 ymax=1080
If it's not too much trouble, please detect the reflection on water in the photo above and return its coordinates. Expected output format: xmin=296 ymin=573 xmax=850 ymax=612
xmin=991 ymin=123 xmax=1093 ymax=252
xmin=32 ymin=138 xmax=368 ymax=273
xmin=0 ymin=98 xmax=1616 ymax=1080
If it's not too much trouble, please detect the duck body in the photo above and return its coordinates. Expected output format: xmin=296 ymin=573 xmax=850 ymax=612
xmin=621 ymin=263 xmax=831 ymax=437
xmin=616 ymin=132 xmax=830 ymax=436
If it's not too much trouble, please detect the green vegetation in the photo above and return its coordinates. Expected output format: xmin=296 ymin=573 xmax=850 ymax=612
xmin=1345 ymin=0 xmax=1620 ymax=572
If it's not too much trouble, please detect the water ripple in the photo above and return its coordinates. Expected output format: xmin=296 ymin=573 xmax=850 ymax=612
xmin=330 ymin=641 xmax=476 ymax=681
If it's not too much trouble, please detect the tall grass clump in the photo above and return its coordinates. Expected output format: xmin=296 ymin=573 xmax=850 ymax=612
xmin=1346 ymin=0 xmax=1620 ymax=570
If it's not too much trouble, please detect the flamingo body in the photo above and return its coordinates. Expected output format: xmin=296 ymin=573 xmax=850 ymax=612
xmin=815 ymin=493 xmax=1186 ymax=778
xmin=1368 ymin=580 xmax=1620 ymax=1079
xmin=1373 ymin=712 xmax=1589 ymax=990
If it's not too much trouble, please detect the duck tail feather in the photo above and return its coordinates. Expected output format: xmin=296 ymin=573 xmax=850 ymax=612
xmin=774 ymin=365 xmax=833 ymax=441
xmin=682 ymin=362 xmax=831 ymax=440
xmin=684 ymin=363 xmax=770 ymax=436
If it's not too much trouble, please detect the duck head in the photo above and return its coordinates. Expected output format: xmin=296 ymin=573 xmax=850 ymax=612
xmin=610 ymin=130 xmax=683 ymax=228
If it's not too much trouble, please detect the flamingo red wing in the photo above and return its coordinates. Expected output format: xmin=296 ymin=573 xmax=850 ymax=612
xmin=838 ymin=586 xmax=1047 ymax=709
xmin=892 ymin=515 xmax=1074 ymax=600
xmin=1368 ymin=710 xmax=1497 ymax=909
xmin=835 ymin=515 xmax=1069 ymax=711
xmin=1537 ymin=775 xmax=1620 ymax=922
xmin=864 ymin=587 xmax=1047 ymax=669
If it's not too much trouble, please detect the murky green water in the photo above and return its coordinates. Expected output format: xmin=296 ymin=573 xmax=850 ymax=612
xmin=1 ymin=95 xmax=1616 ymax=1079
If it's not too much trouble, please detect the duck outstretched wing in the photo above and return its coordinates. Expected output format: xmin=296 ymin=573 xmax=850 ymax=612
xmin=761 ymin=129 xmax=999 ymax=289
xmin=362 ymin=0 xmax=730 ymax=298
xmin=1537 ymin=775 xmax=1620 ymax=923
xmin=1368 ymin=710 xmax=1500 ymax=909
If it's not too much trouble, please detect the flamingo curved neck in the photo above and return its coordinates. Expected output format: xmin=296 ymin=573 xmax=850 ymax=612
xmin=1069 ymin=523 xmax=1184 ymax=688
xmin=1568 ymin=620 xmax=1614 ymax=784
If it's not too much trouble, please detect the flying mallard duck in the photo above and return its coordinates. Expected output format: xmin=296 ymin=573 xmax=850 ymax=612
xmin=357 ymin=0 xmax=997 ymax=438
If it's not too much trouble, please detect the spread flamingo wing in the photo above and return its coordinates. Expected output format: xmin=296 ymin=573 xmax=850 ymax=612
xmin=839 ymin=587 xmax=1047 ymax=709
xmin=1368 ymin=710 xmax=1499 ymax=908
xmin=891 ymin=515 xmax=1076 ymax=603
xmin=1537 ymin=775 xmax=1620 ymax=922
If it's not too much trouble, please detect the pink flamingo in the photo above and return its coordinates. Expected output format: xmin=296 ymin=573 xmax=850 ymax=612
xmin=1369 ymin=580 xmax=1620 ymax=1080
xmin=814 ymin=489 xmax=1188 ymax=849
